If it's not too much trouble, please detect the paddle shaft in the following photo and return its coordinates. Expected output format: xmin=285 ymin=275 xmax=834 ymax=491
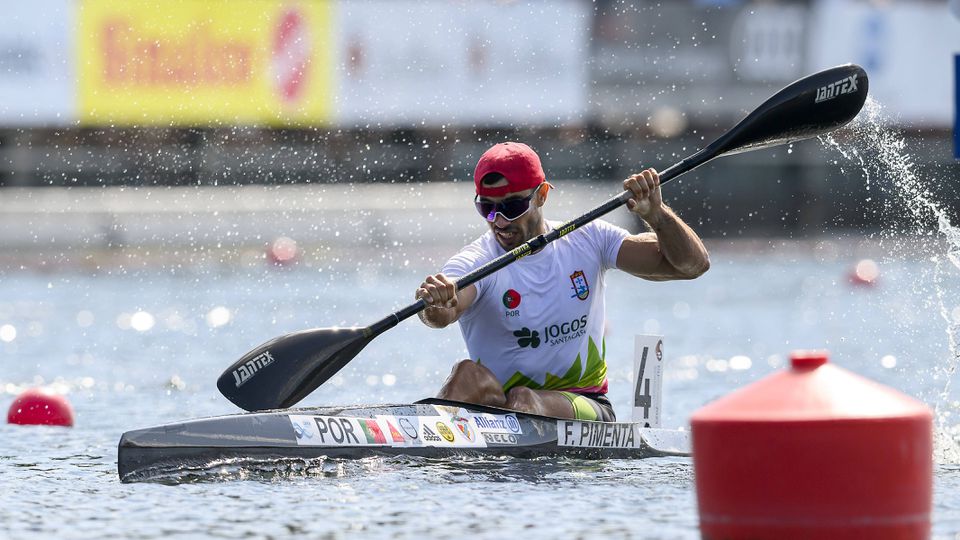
xmin=367 ymin=148 xmax=713 ymax=337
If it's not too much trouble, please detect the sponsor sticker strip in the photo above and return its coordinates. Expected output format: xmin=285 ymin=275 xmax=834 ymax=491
xmin=290 ymin=406 xmax=528 ymax=448
xmin=290 ymin=412 xmax=498 ymax=448
xmin=290 ymin=415 xmax=386 ymax=447
xmin=436 ymin=405 xmax=523 ymax=446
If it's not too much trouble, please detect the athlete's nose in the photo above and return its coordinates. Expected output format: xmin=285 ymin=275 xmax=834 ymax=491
xmin=492 ymin=213 xmax=511 ymax=229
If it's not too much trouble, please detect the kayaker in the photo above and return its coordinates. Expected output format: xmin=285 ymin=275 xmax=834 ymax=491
xmin=416 ymin=142 xmax=709 ymax=421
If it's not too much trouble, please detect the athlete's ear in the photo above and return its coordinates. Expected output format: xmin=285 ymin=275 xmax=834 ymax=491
xmin=537 ymin=182 xmax=554 ymax=206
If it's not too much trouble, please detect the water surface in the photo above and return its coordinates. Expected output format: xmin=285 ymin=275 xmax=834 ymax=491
xmin=2 ymin=239 xmax=959 ymax=539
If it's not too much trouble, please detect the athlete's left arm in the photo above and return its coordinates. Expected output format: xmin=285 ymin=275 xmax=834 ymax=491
xmin=616 ymin=169 xmax=710 ymax=281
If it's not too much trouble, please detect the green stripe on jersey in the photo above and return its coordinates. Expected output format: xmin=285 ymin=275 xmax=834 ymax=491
xmin=501 ymin=336 xmax=607 ymax=393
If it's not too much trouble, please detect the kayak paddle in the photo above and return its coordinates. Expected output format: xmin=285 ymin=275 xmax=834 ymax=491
xmin=218 ymin=64 xmax=869 ymax=411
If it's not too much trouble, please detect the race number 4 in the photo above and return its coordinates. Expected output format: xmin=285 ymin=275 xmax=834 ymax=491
xmin=631 ymin=335 xmax=663 ymax=428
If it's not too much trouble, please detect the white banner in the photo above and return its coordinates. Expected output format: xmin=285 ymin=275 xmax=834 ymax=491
xmin=808 ymin=0 xmax=960 ymax=127
xmin=0 ymin=0 xmax=75 ymax=125
xmin=332 ymin=0 xmax=590 ymax=127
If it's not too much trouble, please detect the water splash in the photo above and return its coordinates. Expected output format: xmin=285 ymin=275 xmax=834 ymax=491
xmin=821 ymin=97 xmax=960 ymax=461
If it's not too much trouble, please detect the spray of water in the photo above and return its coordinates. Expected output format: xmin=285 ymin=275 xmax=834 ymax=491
xmin=821 ymin=97 xmax=960 ymax=462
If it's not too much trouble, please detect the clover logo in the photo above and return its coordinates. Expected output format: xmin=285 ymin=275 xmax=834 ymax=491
xmin=514 ymin=327 xmax=541 ymax=349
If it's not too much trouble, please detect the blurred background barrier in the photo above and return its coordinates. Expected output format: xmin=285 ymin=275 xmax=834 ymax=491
xmin=0 ymin=0 xmax=957 ymax=238
xmin=953 ymin=51 xmax=960 ymax=159
xmin=0 ymin=182 xmax=637 ymax=253
xmin=76 ymin=0 xmax=336 ymax=126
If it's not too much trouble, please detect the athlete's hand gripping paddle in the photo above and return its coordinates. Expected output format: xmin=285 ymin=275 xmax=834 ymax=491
xmin=218 ymin=64 xmax=869 ymax=411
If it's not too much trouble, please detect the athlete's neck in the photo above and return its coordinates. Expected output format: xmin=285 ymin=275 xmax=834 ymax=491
xmin=526 ymin=215 xmax=550 ymax=254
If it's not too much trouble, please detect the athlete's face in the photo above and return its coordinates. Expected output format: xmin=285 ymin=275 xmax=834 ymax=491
xmin=478 ymin=186 xmax=547 ymax=251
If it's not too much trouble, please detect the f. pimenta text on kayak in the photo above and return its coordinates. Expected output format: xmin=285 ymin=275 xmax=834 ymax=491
xmin=559 ymin=420 xmax=639 ymax=449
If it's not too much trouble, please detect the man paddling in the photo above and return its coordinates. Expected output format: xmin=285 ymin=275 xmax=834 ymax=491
xmin=417 ymin=142 xmax=709 ymax=421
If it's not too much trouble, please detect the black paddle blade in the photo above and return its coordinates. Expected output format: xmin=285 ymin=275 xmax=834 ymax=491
xmin=709 ymin=64 xmax=868 ymax=157
xmin=217 ymin=327 xmax=374 ymax=411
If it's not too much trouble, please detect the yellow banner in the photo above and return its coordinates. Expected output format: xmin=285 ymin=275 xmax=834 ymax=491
xmin=78 ymin=0 xmax=333 ymax=126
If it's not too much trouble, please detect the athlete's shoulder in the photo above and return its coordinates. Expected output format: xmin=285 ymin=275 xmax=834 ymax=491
xmin=442 ymin=231 xmax=498 ymax=278
xmin=587 ymin=218 xmax=628 ymax=234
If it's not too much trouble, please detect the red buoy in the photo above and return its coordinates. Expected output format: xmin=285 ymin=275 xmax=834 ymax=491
xmin=267 ymin=236 xmax=299 ymax=266
xmin=849 ymin=258 xmax=880 ymax=286
xmin=691 ymin=350 xmax=932 ymax=539
xmin=7 ymin=388 xmax=75 ymax=427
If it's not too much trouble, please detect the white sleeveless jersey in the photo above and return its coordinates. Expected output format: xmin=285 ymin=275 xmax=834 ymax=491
xmin=441 ymin=220 xmax=628 ymax=394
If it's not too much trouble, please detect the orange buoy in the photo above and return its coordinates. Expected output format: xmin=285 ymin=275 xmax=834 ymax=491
xmin=691 ymin=350 xmax=931 ymax=539
xmin=7 ymin=388 xmax=75 ymax=427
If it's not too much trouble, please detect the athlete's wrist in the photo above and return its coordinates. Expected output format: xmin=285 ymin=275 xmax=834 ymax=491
xmin=643 ymin=204 xmax=670 ymax=231
xmin=420 ymin=305 xmax=452 ymax=328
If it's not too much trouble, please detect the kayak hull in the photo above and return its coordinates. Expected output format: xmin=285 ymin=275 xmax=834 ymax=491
xmin=118 ymin=398 xmax=689 ymax=482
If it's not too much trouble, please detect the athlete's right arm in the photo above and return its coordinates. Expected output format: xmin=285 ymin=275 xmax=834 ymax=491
xmin=416 ymin=273 xmax=477 ymax=329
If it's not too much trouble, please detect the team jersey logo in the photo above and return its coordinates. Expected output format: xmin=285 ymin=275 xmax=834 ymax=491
xmin=514 ymin=327 xmax=541 ymax=349
xmin=569 ymin=270 xmax=589 ymax=300
xmin=502 ymin=289 xmax=521 ymax=309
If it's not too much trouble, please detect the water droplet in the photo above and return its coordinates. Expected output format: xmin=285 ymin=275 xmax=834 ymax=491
xmin=0 ymin=324 xmax=16 ymax=342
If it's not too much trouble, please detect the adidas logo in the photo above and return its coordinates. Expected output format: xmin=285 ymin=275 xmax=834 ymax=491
xmin=422 ymin=425 xmax=441 ymax=442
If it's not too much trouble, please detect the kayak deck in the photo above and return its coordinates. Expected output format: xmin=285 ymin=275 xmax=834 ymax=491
xmin=117 ymin=398 xmax=690 ymax=483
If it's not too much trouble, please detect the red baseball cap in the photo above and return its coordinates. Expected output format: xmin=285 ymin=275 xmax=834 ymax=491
xmin=474 ymin=142 xmax=546 ymax=198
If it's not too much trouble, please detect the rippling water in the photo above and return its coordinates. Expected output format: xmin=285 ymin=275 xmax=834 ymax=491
xmin=2 ymin=238 xmax=960 ymax=539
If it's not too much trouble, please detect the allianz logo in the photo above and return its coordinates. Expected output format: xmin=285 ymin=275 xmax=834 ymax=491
xmin=232 ymin=350 xmax=275 ymax=387
xmin=473 ymin=415 xmax=521 ymax=433
xmin=815 ymin=74 xmax=859 ymax=104
xmin=514 ymin=315 xmax=588 ymax=349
